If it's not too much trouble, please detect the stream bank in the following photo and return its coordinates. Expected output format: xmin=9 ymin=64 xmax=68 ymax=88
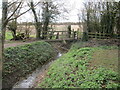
xmin=12 ymin=41 xmax=73 ymax=89
xmin=12 ymin=52 xmax=62 ymax=89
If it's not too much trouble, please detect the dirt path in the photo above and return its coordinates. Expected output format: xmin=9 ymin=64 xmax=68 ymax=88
xmin=4 ymin=38 xmax=76 ymax=48
xmin=4 ymin=41 xmax=34 ymax=48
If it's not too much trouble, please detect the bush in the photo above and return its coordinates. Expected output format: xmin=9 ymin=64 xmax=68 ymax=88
xmin=2 ymin=41 xmax=56 ymax=89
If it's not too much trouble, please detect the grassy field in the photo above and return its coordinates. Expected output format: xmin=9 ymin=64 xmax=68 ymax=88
xmin=5 ymin=31 xmax=13 ymax=40
xmin=37 ymin=43 xmax=119 ymax=88
xmin=88 ymin=47 xmax=118 ymax=72
xmin=5 ymin=31 xmax=36 ymax=40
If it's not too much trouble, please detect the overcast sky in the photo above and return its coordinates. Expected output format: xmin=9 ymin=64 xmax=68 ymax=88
xmin=17 ymin=0 xmax=120 ymax=22
xmin=17 ymin=0 xmax=85 ymax=23
xmin=59 ymin=0 xmax=85 ymax=22
xmin=0 ymin=0 xmax=120 ymax=23
xmin=0 ymin=0 xmax=85 ymax=22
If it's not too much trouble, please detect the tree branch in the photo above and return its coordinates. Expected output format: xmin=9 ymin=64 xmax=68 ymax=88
xmin=7 ymin=2 xmax=22 ymax=21
xmin=8 ymin=2 xmax=40 ymax=21
xmin=8 ymin=8 xmax=31 ymax=21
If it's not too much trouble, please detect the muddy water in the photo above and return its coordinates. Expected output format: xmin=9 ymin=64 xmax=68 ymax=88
xmin=12 ymin=52 xmax=62 ymax=89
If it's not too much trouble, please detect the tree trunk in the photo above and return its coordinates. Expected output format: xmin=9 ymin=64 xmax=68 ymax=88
xmin=82 ymin=32 xmax=88 ymax=42
xmin=0 ymin=34 xmax=1 ymax=90
xmin=42 ymin=2 xmax=49 ymax=39
xmin=35 ymin=22 xmax=42 ymax=39
xmin=12 ymin=29 xmax=17 ymax=40
xmin=82 ymin=23 xmax=88 ymax=41
xmin=12 ymin=19 xmax=17 ymax=40
xmin=1 ymin=1 xmax=8 ymax=89
xmin=1 ymin=1 xmax=8 ymax=61
xmin=30 ymin=2 xmax=41 ymax=39
xmin=42 ymin=21 xmax=49 ymax=39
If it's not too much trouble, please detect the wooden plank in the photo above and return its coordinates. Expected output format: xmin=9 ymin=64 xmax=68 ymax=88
xmin=42 ymin=38 xmax=77 ymax=42
xmin=47 ymin=31 xmax=74 ymax=32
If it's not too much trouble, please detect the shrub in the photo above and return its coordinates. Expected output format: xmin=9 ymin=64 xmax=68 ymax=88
xmin=2 ymin=41 xmax=55 ymax=89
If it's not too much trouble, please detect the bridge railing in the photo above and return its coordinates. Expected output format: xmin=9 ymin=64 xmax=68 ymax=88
xmin=42 ymin=30 xmax=81 ymax=40
xmin=41 ymin=30 xmax=120 ymax=40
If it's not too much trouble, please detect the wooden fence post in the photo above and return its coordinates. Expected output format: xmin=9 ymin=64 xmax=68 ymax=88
xmin=77 ymin=29 xmax=79 ymax=39
xmin=49 ymin=31 xmax=54 ymax=39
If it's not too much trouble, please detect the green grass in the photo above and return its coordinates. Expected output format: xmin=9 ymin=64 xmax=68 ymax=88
xmin=5 ymin=31 xmax=36 ymax=40
xmin=5 ymin=31 xmax=13 ymax=40
xmin=30 ymin=34 xmax=36 ymax=38
xmin=37 ymin=44 xmax=119 ymax=88
xmin=89 ymin=48 xmax=118 ymax=72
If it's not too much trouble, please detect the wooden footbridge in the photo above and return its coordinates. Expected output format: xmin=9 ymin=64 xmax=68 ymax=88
xmin=4 ymin=30 xmax=120 ymax=48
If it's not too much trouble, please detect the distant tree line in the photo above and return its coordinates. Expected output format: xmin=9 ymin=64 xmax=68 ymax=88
xmin=78 ymin=1 xmax=120 ymax=41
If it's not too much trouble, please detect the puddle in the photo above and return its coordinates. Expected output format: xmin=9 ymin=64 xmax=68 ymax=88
xmin=12 ymin=52 xmax=62 ymax=89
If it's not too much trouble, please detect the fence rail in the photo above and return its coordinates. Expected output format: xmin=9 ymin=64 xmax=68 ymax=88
xmin=42 ymin=30 xmax=80 ymax=39
xmin=88 ymin=32 xmax=120 ymax=39
xmin=41 ymin=30 xmax=120 ymax=40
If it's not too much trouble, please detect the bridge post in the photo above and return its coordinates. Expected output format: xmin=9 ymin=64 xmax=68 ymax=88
xmin=67 ymin=25 xmax=71 ymax=38
xmin=56 ymin=32 xmax=59 ymax=39
xmin=73 ymin=31 xmax=77 ymax=39
xmin=72 ymin=29 xmax=74 ymax=38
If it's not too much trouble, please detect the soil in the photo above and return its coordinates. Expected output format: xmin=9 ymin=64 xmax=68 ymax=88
xmin=4 ymin=39 xmax=37 ymax=48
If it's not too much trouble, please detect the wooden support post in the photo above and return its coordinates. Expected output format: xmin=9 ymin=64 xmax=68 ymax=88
xmin=62 ymin=32 xmax=63 ymax=35
xmin=67 ymin=25 xmax=71 ymax=38
xmin=73 ymin=31 xmax=76 ymax=39
xmin=72 ymin=29 xmax=74 ymax=38
xmin=49 ymin=31 xmax=54 ymax=39
xmin=56 ymin=32 xmax=59 ymax=39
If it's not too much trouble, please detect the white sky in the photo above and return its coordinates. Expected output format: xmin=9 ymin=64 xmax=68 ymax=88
xmin=0 ymin=1 xmax=2 ymax=20
xmin=59 ymin=0 xmax=85 ymax=22
xmin=0 ymin=0 xmax=120 ymax=23
xmin=17 ymin=0 xmax=85 ymax=23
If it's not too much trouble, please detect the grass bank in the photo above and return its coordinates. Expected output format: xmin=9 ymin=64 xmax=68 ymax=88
xmin=3 ymin=41 xmax=56 ymax=89
xmin=38 ymin=43 xmax=119 ymax=88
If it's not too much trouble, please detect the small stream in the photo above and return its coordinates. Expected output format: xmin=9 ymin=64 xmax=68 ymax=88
xmin=12 ymin=52 xmax=62 ymax=89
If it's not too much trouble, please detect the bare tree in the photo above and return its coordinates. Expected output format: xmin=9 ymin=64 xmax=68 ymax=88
xmin=29 ymin=1 xmax=42 ymax=39
xmin=42 ymin=1 xmax=61 ymax=39
xmin=29 ymin=0 xmax=69 ymax=39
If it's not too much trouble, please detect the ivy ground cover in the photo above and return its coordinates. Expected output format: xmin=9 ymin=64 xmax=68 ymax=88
xmin=38 ymin=44 xmax=119 ymax=88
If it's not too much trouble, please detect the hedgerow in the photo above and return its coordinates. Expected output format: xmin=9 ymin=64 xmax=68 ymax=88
xmin=38 ymin=45 xmax=119 ymax=88
xmin=3 ymin=41 xmax=55 ymax=88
